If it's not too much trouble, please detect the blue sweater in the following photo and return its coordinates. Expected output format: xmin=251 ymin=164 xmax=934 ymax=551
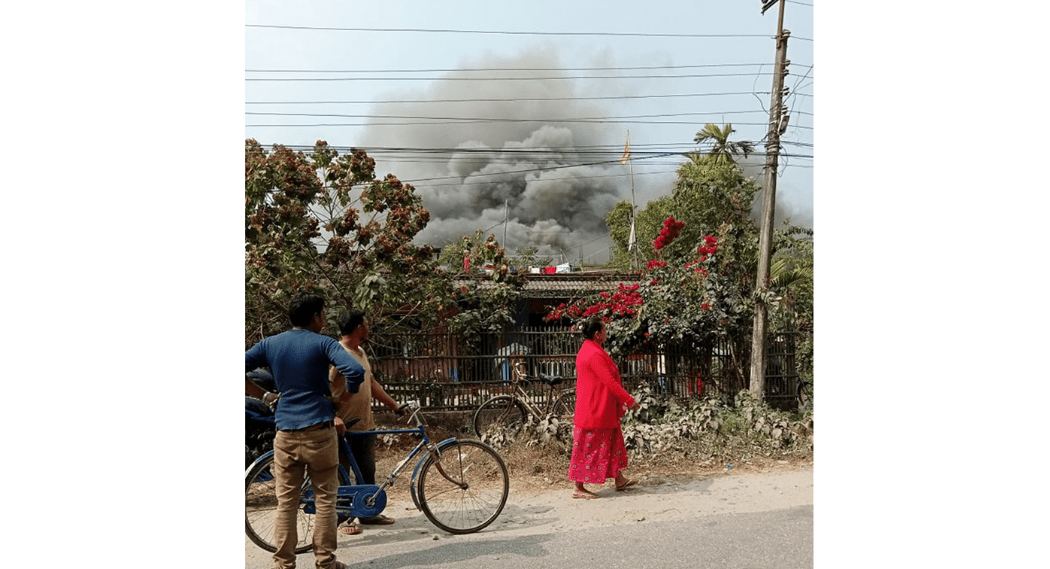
xmin=245 ymin=329 xmax=365 ymax=431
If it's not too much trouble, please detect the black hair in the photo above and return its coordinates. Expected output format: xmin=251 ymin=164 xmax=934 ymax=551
xmin=288 ymin=292 xmax=325 ymax=327
xmin=337 ymin=308 xmax=366 ymax=336
xmin=581 ymin=316 xmax=605 ymax=340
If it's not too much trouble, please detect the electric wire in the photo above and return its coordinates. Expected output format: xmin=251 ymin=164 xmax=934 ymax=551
xmin=246 ymin=62 xmax=810 ymax=74
xmin=245 ymin=72 xmax=779 ymax=82
xmin=246 ymin=120 xmax=813 ymax=129
xmin=246 ymin=24 xmax=812 ymax=41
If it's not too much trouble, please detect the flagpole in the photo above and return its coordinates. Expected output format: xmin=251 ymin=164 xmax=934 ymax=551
xmin=622 ymin=131 xmax=638 ymax=271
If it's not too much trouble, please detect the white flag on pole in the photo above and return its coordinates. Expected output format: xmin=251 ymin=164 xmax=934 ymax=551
xmin=620 ymin=134 xmax=631 ymax=165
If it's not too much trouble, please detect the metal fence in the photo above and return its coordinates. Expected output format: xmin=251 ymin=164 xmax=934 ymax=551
xmin=365 ymin=326 xmax=801 ymax=413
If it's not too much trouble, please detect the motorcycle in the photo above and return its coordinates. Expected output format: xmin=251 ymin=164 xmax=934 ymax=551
xmin=245 ymin=368 xmax=278 ymax=469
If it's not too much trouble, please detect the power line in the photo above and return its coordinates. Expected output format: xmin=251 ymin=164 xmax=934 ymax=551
xmin=249 ymin=144 xmax=814 ymax=170
xmin=245 ymin=91 xmax=795 ymax=105
xmin=246 ymin=110 xmax=812 ymax=121
xmin=245 ymin=24 xmax=803 ymax=39
xmin=263 ymin=139 xmax=813 ymax=155
xmin=245 ymin=62 xmax=811 ymax=74
xmin=245 ymin=110 xmax=772 ymax=121
xmin=244 ymin=71 xmax=777 ymax=82
xmin=370 ymin=152 xmax=811 ymax=188
xmin=246 ymin=119 xmax=813 ymax=129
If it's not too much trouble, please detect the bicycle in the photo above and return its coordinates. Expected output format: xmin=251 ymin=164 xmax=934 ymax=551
xmin=472 ymin=363 xmax=576 ymax=440
xmin=245 ymin=401 xmax=509 ymax=554
xmin=796 ymin=376 xmax=813 ymax=410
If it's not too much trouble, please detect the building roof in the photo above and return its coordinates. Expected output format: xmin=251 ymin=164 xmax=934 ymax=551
xmin=455 ymin=269 xmax=640 ymax=299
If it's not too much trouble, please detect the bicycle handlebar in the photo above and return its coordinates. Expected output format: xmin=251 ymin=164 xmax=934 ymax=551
xmin=398 ymin=401 xmax=426 ymax=427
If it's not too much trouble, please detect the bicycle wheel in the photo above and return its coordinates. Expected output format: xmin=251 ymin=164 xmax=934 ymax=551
xmin=552 ymin=389 xmax=576 ymax=422
xmin=245 ymin=453 xmax=351 ymax=553
xmin=472 ymin=395 xmax=527 ymax=439
xmin=551 ymin=390 xmax=576 ymax=440
xmin=416 ymin=439 xmax=509 ymax=534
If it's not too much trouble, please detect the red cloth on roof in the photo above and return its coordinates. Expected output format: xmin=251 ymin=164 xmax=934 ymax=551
xmin=573 ymin=339 xmax=636 ymax=429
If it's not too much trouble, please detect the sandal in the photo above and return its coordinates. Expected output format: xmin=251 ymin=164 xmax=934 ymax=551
xmin=615 ymin=478 xmax=637 ymax=491
xmin=572 ymin=490 xmax=599 ymax=500
xmin=359 ymin=514 xmax=395 ymax=525
xmin=338 ymin=520 xmax=362 ymax=536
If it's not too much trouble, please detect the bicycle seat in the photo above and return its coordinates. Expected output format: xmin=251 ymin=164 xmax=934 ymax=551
xmin=247 ymin=368 xmax=277 ymax=392
xmin=536 ymin=374 xmax=564 ymax=387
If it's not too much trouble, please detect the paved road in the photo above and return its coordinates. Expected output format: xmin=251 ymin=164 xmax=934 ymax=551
xmin=245 ymin=467 xmax=813 ymax=569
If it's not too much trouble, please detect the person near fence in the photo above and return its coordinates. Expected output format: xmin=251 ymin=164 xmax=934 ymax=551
xmin=568 ymin=316 xmax=640 ymax=499
xmin=244 ymin=291 xmax=364 ymax=569
xmin=329 ymin=308 xmax=406 ymax=535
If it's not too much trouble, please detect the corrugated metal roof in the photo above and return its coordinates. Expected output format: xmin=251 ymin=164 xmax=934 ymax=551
xmin=454 ymin=271 xmax=640 ymax=298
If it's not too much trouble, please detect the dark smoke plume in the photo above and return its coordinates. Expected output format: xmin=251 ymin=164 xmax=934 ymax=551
xmin=359 ymin=43 xmax=662 ymax=262
xmin=358 ymin=43 xmax=810 ymax=262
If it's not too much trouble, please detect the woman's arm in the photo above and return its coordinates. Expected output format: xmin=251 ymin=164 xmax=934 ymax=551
xmin=585 ymin=345 xmax=636 ymax=407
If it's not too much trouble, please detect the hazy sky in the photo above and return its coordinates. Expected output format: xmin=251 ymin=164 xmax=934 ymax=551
xmin=245 ymin=0 xmax=814 ymax=262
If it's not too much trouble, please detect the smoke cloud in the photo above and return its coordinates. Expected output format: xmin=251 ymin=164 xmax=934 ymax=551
xmin=357 ymin=43 xmax=811 ymax=262
xmin=359 ymin=43 xmax=660 ymax=262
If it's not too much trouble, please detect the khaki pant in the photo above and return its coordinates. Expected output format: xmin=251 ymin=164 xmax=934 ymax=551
xmin=272 ymin=426 xmax=341 ymax=569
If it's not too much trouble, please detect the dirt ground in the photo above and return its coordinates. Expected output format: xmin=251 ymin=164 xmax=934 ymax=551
xmin=370 ymin=431 xmax=813 ymax=500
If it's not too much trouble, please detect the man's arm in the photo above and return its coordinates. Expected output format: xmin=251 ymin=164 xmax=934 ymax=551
xmin=326 ymin=340 xmax=365 ymax=393
xmin=245 ymin=341 xmax=267 ymax=372
xmin=371 ymin=380 xmax=403 ymax=414
xmin=329 ymin=365 xmax=349 ymax=402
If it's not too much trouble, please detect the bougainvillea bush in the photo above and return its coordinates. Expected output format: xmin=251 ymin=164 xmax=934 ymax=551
xmin=546 ymin=215 xmax=754 ymax=359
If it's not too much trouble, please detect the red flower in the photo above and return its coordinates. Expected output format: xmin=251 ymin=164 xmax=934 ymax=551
xmin=653 ymin=217 xmax=685 ymax=250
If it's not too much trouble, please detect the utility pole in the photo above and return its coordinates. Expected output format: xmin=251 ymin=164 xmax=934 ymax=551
xmin=750 ymin=0 xmax=790 ymax=401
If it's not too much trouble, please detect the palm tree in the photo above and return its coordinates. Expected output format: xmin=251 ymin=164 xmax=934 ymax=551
xmin=690 ymin=123 xmax=755 ymax=165
xmin=768 ymin=256 xmax=813 ymax=325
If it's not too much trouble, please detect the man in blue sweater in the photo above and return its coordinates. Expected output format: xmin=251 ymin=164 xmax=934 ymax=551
xmin=245 ymin=292 xmax=365 ymax=569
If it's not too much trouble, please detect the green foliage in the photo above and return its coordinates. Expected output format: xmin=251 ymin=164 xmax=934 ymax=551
xmin=436 ymin=230 xmax=532 ymax=348
xmin=245 ymin=140 xmax=449 ymax=344
xmin=690 ymin=123 xmax=755 ymax=165
xmin=619 ymin=389 xmax=814 ymax=462
xmin=588 ymin=139 xmax=812 ymax=384
xmin=606 ymin=197 xmax=675 ymax=269
xmin=768 ymin=222 xmax=814 ymax=383
xmin=473 ymin=387 xmax=813 ymax=466
xmin=559 ymin=198 xmax=758 ymax=362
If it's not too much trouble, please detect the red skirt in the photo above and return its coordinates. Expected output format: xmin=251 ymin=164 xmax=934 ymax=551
xmin=567 ymin=426 xmax=629 ymax=484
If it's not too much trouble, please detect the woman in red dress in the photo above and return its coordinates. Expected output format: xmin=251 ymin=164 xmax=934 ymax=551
xmin=568 ymin=316 xmax=640 ymax=499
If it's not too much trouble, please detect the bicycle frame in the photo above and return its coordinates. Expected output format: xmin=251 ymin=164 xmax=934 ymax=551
xmin=505 ymin=372 xmax=569 ymax=417
xmin=339 ymin=423 xmax=452 ymax=513
xmin=246 ymin=405 xmax=461 ymax=520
